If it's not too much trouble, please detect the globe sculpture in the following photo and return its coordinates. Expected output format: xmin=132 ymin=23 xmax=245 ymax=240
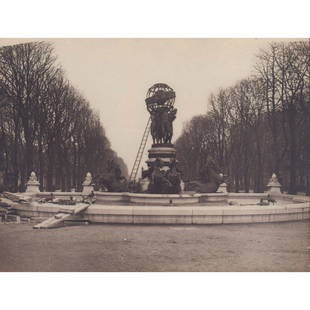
xmin=146 ymin=83 xmax=177 ymax=145
xmin=146 ymin=83 xmax=175 ymax=113
xmin=142 ymin=83 xmax=181 ymax=194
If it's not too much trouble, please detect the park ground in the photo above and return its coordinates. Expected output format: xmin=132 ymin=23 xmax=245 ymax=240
xmin=0 ymin=221 xmax=309 ymax=272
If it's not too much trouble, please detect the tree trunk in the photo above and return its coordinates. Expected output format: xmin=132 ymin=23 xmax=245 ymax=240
xmin=46 ymin=142 xmax=55 ymax=191
xmin=288 ymin=104 xmax=297 ymax=194
xmin=38 ymin=135 xmax=44 ymax=191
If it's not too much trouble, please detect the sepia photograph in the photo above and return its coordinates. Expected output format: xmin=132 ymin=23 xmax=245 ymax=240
xmin=1 ymin=2 xmax=310 ymax=310
xmin=0 ymin=37 xmax=309 ymax=272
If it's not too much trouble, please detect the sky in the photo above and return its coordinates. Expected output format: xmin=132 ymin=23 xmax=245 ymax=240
xmin=0 ymin=38 xmax=298 ymax=173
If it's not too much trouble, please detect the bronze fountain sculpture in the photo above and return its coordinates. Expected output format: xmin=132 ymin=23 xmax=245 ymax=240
xmin=143 ymin=83 xmax=181 ymax=194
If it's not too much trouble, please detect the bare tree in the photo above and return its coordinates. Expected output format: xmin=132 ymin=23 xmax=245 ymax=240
xmin=176 ymin=40 xmax=309 ymax=194
xmin=0 ymin=41 xmax=128 ymax=192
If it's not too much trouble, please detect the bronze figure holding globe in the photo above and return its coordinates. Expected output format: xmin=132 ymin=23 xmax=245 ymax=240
xmin=143 ymin=83 xmax=181 ymax=194
xmin=145 ymin=84 xmax=177 ymax=145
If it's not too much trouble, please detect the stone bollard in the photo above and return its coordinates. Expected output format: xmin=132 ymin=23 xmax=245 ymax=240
xmin=26 ymin=171 xmax=40 ymax=193
xmin=180 ymin=180 xmax=185 ymax=192
xmin=267 ymin=173 xmax=282 ymax=194
xmin=217 ymin=183 xmax=228 ymax=193
xmin=82 ymin=172 xmax=94 ymax=195
xmin=140 ymin=178 xmax=150 ymax=192
xmin=216 ymin=173 xmax=228 ymax=193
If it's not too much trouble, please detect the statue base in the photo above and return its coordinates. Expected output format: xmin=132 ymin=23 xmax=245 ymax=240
xmin=146 ymin=145 xmax=177 ymax=168
xmin=266 ymin=174 xmax=282 ymax=195
xmin=26 ymin=183 xmax=40 ymax=193
xmin=217 ymin=183 xmax=228 ymax=193
xmin=267 ymin=184 xmax=281 ymax=195
xmin=139 ymin=178 xmax=150 ymax=192
xmin=82 ymin=185 xmax=94 ymax=195
xmin=141 ymin=144 xmax=181 ymax=194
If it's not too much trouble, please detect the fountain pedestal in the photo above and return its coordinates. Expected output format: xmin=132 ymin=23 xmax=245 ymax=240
xmin=26 ymin=172 xmax=40 ymax=193
xmin=146 ymin=145 xmax=176 ymax=167
xmin=217 ymin=183 xmax=228 ymax=193
xmin=82 ymin=172 xmax=94 ymax=195
xmin=267 ymin=173 xmax=282 ymax=194
xmin=142 ymin=144 xmax=181 ymax=194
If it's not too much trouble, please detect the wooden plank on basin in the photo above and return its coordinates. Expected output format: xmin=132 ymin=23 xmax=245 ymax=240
xmin=33 ymin=203 xmax=89 ymax=229
xmin=72 ymin=203 xmax=90 ymax=215
xmin=33 ymin=213 xmax=70 ymax=229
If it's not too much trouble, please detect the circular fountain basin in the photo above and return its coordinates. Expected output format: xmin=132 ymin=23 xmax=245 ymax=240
xmin=11 ymin=191 xmax=310 ymax=225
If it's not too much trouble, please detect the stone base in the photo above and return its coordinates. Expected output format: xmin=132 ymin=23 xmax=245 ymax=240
xmin=217 ymin=183 xmax=228 ymax=193
xmin=82 ymin=185 xmax=94 ymax=195
xmin=14 ymin=196 xmax=310 ymax=225
xmin=180 ymin=180 xmax=185 ymax=192
xmin=26 ymin=184 xmax=40 ymax=193
xmin=143 ymin=144 xmax=181 ymax=194
xmin=139 ymin=178 xmax=150 ymax=192
xmin=267 ymin=186 xmax=282 ymax=195
xmin=146 ymin=145 xmax=176 ymax=167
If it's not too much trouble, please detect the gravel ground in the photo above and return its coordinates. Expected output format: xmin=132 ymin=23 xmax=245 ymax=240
xmin=0 ymin=221 xmax=309 ymax=272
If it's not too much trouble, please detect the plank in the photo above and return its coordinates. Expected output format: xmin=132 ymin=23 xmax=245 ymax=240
xmin=33 ymin=203 xmax=90 ymax=229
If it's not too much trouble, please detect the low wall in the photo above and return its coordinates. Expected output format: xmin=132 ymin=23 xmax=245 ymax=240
xmin=127 ymin=192 xmax=201 ymax=205
xmin=33 ymin=191 xmax=247 ymax=206
xmin=36 ymin=192 xmax=84 ymax=199
xmin=7 ymin=190 xmax=310 ymax=225
xmin=13 ymin=199 xmax=310 ymax=225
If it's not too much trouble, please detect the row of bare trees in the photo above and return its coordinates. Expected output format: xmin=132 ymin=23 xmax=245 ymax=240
xmin=0 ymin=41 xmax=127 ymax=192
xmin=176 ymin=41 xmax=310 ymax=194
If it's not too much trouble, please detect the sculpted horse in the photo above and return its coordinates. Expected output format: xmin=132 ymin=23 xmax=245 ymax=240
xmin=186 ymin=161 xmax=223 ymax=193
xmin=93 ymin=166 xmax=128 ymax=192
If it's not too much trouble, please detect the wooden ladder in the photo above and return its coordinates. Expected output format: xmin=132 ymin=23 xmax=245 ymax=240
xmin=129 ymin=116 xmax=151 ymax=182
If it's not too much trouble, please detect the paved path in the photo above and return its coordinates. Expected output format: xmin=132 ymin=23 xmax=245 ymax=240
xmin=0 ymin=221 xmax=309 ymax=271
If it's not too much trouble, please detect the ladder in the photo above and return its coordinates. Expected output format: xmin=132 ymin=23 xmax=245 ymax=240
xmin=129 ymin=116 xmax=151 ymax=182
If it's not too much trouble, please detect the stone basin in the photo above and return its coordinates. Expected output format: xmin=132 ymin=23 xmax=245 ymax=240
xmin=6 ymin=191 xmax=310 ymax=225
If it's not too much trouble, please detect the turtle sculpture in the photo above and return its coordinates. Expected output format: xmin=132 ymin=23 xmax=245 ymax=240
xmin=148 ymin=159 xmax=181 ymax=194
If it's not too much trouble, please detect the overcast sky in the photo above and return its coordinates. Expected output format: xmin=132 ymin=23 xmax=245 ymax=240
xmin=0 ymin=38 xmax=298 ymax=172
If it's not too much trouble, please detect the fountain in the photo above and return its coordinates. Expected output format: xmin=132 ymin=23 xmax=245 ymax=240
xmin=1 ymin=86 xmax=309 ymax=227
